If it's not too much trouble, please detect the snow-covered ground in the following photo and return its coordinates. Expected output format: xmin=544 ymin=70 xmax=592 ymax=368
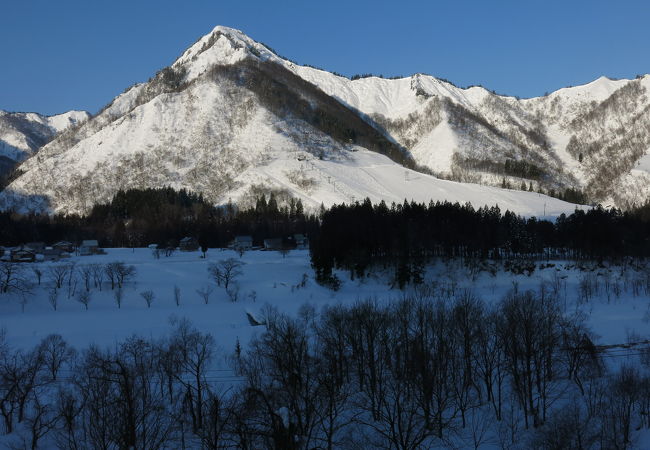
xmin=635 ymin=152 xmax=650 ymax=174
xmin=3 ymin=248 xmax=650 ymax=448
xmin=2 ymin=248 xmax=648 ymax=354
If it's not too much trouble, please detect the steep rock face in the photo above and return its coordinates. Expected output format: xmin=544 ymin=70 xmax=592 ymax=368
xmin=1 ymin=26 xmax=646 ymax=214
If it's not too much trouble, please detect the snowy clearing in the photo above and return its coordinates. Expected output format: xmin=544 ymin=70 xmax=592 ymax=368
xmin=2 ymin=248 xmax=648 ymax=353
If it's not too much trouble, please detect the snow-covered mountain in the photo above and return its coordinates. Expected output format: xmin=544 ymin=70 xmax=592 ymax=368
xmin=0 ymin=110 xmax=89 ymax=178
xmin=292 ymin=66 xmax=650 ymax=208
xmin=2 ymin=25 xmax=646 ymax=215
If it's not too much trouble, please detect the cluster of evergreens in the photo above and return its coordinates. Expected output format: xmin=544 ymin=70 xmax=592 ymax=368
xmin=309 ymin=199 xmax=650 ymax=287
xmin=0 ymin=187 xmax=317 ymax=249
xmin=1 ymin=188 xmax=649 ymax=276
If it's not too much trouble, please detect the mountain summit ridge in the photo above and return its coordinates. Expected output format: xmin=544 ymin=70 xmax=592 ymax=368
xmin=1 ymin=25 xmax=648 ymax=214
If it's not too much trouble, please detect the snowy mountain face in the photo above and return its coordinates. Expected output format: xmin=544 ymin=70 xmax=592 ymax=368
xmin=295 ymin=68 xmax=650 ymax=208
xmin=0 ymin=110 xmax=89 ymax=178
xmin=1 ymin=26 xmax=645 ymax=215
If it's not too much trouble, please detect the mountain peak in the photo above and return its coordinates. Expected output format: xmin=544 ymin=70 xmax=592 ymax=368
xmin=3 ymin=26 xmax=648 ymax=214
xmin=172 ymin=25 xmax=281 ymax=82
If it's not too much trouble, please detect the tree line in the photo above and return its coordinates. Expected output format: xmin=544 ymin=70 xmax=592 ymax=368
xmin=310 ymin=199 xmax=650 ymax=288
xmin=0 ymin=187 xmax=318 ymax=249
xmin=1 ymin=188 xmax=650 ymax=272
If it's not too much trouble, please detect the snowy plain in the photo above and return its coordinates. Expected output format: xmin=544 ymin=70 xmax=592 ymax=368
xmin=2 ymin=248 xmax=649 ymax=359
xmin=2 ymin=248 xmax=650 ymax=447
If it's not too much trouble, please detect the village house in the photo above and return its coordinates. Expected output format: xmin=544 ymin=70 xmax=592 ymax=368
xmin=25 ymin=242 xmax=45 ymax=253
xmin=42 ymin=247 xmax=63 ymax=262
xmin=79 ymin=240 xmax=100 ymax=256
xmin=179 ymin=237 xmax=199 ymax=251
xmin=294 ymin=234 xmax=309 ymax=249
xmin=232 ymin=235 xmax=253 ymax=251
xmin=11 ymin=248 xmax=36 ymax=263
xmin=263 ymin=238 xmax=284 ymax=251
xmin=53 ymin=241 xmax=75 ymax=253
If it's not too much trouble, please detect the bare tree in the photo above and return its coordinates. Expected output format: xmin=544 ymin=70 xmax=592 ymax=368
xmin=0 ymin=262 xmax=32 ymax=294
xmin=105 ymin=262 xmax=136 ymax=290
xmin=23 ymin=395 xmax=59 ymax=450
xmin=66 ymin=275 xmax=78 ymax=300
xmin=226 ymin=283 xmax=240 ymax=302
xmin=530 ymin=398 xmax=599 ymax=450
xmin=76 ymin=338 xmax=175 ymax=449
xmin=196 ymin=285 xmax=215 ymax=304
xmin=167 ymin=318 xmax=215 ymax=433
xmin=0 ymin=345 xmax=47 ymax=431
xmin=37 ymin=334 xmax=75 ymax=381
xmin=79 ymin=265 xmax=93 ymax=292
xmin=77 ymin=290 xmax=91 ymax=310
xmin=48 ymin=264 xmax=70 ymax=290
xmin=599 ymin=365 xmax=641 ymax=449
xmin=48 ymin=288 xmax=59 ymax=311
xmin=114 ymin=288 xmax=124 ymax=309
xmin=498 ymin=290 xmax=563 ymax=428
xmin=31 ymin=267 xmax=43 ymax=286
xmin=208 ymin=258 xmax=245 ymax=290
xmin=174 ymin=285 xmax=181 ymax=306
xmin=53 ymin=388 xmax=83 ymax=450
xmin=140 ymin=290 xmax=155 ymax=308
xmin=89 ymin=264 xmax=104 ymax=290
xmin=66 ymin=262 xmax=77 ymax=288
xmin=197 ymin=390 xmax=239 ymax=449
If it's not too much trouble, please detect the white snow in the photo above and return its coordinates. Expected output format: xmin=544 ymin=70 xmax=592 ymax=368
xmin=0 ymin=248 xmax=646 ymax=357
xmin=635 ymin=152 xmax=650 ymax=173
xmin=0 ymin=109 xmax=89 ymax=163
xmin=3 ymin=25 xmax=646 ymax=214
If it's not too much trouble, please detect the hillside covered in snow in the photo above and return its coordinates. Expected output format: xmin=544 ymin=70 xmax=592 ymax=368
xmin=0 ymin=110 xmax=89 ymax=179
xmin=1 ymin=26 xmax=647 ymax=214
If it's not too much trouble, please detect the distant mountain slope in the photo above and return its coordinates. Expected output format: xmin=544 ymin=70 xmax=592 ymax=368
xmin=289 ymin=60 xmax=650 ymax=207
xmin=0 ymin=109 xmax=89 ymax=178
xmin=2 ymin=25 xmax=644 ymax=215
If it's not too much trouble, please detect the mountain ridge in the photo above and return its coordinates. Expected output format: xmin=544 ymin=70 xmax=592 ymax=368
xmin=1 ymin=25 xmax=647 ymax=215
xmin=0 ymin=109 xmax=89 ymax=180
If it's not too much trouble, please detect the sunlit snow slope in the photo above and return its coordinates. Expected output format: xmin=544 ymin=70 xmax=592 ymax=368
xmin=3 ymin=25 xmax=631 ymax=215
xmin=0 ymin=110 xmax=89 ymax=176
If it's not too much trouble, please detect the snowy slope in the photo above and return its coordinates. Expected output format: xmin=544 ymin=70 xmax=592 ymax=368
xmin=0 ymin=109 xmax=89 ymax=174
xmin=289 ymin=57 xmax=649 ymax=206
xmin=162 ymin=27 xmax=650 ymax=207
xmin=4 ymin=25 xmax=645 ymax=214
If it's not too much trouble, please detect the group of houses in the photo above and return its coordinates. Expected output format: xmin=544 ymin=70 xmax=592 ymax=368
xmin=230 ymin=234 xmax=309 ymax=251
xmin=0 ymin=234 xmax=309 ymax=262
xmin=0 ymin=240 xmax=102 ymax=263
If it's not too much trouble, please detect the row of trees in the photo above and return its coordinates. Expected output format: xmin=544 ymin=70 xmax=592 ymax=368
xmin=0 ymin=187 xmax=318 ymax=249
xmin=310 ymin=199 xmax=650 ymax=287
xmin=1 ymin=287 xmax=648 ymax=448
xmin=0 ymin=260 xmax=137 ymax=313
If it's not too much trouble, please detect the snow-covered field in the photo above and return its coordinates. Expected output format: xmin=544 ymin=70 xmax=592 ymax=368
xmin=2 ymin=248 xmax=648 ymax=354
xmin=3 ymin=248 xmax=650 ymax=448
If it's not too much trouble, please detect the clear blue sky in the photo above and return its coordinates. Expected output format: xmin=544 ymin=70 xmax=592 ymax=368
xmin=2 ymin=0 xmax=649 ymax=115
